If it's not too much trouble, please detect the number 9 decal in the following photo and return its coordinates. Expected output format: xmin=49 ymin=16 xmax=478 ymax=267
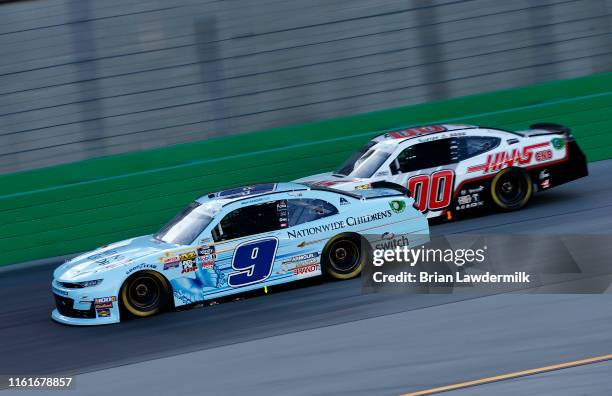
xmin=228 ymin=237 xmax=279 ymax=287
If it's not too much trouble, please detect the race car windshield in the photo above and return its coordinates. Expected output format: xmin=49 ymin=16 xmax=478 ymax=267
xmin=154 ymin=202 xmax=214 ymax=245
xmin=335 ymin=142 xmax=393 ymax=178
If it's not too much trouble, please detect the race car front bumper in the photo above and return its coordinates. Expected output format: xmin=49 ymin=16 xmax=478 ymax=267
xmin=51 ymin=281 xmax=121 ymax=326
xmin=51 ymin=308 xmax=119 ymax=326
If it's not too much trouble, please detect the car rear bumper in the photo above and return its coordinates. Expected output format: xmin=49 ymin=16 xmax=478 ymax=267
xmin=536 ymin=140 xmax=588 ymax=191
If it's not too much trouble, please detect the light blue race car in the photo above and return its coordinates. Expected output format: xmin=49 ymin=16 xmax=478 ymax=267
xmin=51 ymin=182 xmax=429 ymax=325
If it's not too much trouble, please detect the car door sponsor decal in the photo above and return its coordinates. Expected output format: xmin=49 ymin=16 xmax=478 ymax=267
xmin=179 ymin=252 xmax=198 ymax=274
xmin=286 ymin=210 xmax=392 ymax=239
xmin=467 ymin=142 xmax=550 ymax=173
xmin=162 ymin=255 xmax=180 ymax=270
xmin=277 ymin=200 xmax=288 ymax=228
xmin=280 ymin=252 xmax=321 ymax=276
xmin=197 ymin=246 xmax=216 ymax=269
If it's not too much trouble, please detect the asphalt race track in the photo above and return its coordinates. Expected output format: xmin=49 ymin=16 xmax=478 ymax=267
xmin=1 ymin=160 xmax=612 ymax=395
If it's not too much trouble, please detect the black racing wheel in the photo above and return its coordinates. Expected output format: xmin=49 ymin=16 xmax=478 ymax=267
xmin=490 ymin=167 xmax=533 ymax=211
xmin=120 ymin=271 xmax=171 ymax=318
xmin=322 ymin=234 xmax=367 ymax=280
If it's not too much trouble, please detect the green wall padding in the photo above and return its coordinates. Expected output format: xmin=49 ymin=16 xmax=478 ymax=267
xmin=1 ymin=73 xmax=610 ymax=266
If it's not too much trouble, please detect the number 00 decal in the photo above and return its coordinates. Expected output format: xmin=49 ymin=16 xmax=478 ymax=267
xmin=228 ymin=237 xmax=279 ymax=287
xmin=407 ymin=170 xmax=454 ymax=212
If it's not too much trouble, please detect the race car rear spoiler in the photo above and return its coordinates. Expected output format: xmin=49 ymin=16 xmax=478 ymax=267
xmin=516 ymin=122 xmax=572 ymax=137
xmin=311 ymin=181 xmax=408 ymax=200
xmin=369 ymin=181 xmax=410 ymax=196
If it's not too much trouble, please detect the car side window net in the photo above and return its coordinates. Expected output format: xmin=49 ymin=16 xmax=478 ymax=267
xmin=287 ymin=199 xmax=338 ymax=227
xmin=212 ymin=201 xmax=285 ymax=242
xmin=391 ymin=138 xmax=456 ymax=174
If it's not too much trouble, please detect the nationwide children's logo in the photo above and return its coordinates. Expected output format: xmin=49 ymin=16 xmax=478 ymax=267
xmin=389 ymin=200 xmax=406 ymax=213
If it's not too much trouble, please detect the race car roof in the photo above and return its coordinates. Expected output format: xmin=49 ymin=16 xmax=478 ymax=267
xmin=372 ymin=124 xmax=478 ymax=143
xmin=196 ymin=182 xmax=308 ymax=205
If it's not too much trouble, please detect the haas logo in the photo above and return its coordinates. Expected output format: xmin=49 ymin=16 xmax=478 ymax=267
xmin=468 ymin=142 xmax=550 ymax=174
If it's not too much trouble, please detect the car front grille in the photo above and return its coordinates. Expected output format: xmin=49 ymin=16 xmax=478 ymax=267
xmin=54 ymin=294 xmax=96 ymax=319
xmin=57 ymin=281 xmax=84 ymax=289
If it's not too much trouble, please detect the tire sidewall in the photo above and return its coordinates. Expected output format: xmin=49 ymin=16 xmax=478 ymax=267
xmin=322 ymin=234 xmax=368 ymax=280
xmin=120 ymin=270 xmax=171 ymax=318
xmin=490 ymin=167 xmax=533 ymax=211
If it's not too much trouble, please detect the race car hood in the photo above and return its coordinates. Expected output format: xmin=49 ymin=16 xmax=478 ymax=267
xmin=54 ymin=235 xmax=170 ymax=281
xmin=294 ymin=172 xmax=366 ymax=189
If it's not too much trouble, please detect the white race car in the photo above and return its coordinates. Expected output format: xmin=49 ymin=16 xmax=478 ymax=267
xmin=296 ymin=123 xmax=588 ymax=220
xmin=51 ymin=182 xmax=428 ymax=325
